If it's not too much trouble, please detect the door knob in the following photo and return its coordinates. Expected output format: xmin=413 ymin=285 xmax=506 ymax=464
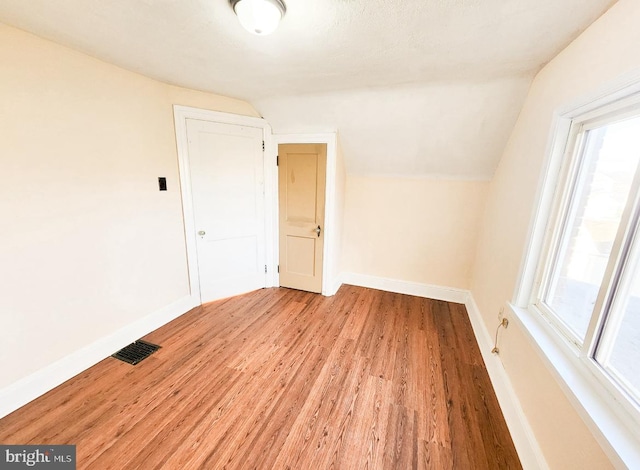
xmin=197 ymin=230 xmax=206 ymax=236
xmin=314 ymin=225 xmax=321 ymax=237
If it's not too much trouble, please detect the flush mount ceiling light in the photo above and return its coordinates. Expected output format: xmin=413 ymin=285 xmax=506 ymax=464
xmin=230 ymin=0 xmax=286 ymax=36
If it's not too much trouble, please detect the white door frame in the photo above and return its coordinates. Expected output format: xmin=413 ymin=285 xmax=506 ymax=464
xmin=271 ymin=133 xmax=338 ymax=296
xmin=173 ymin=105 xmax=276 ymax=304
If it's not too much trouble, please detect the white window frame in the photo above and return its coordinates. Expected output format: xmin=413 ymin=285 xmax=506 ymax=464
xmin=534 ymin=104 xmax=640 ymax=350
xmin=511 ymin=74 xmax=640 ymax=469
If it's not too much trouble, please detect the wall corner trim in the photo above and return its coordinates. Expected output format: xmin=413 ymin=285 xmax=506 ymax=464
xmin=0 ymin=294 xmax=199 ymax=420
xmin=325 ymin=272 xmax=344 ymax=297
xmin=342 ymin=271 xmax=547 ymax=469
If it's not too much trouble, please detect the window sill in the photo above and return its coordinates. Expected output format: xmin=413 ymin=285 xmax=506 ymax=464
xmin=507 ymin=302 xmax=640 ymax=469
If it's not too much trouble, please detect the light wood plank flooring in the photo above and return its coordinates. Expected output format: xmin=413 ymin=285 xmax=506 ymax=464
xmin=0 ymin=286 xmax=522 ymax=469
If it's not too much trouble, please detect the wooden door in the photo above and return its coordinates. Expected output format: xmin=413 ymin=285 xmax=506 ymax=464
xmin=186 ymin=118 xmax=266 ymax=303
xmin=278 ymin=143 xmax=326 ymax=293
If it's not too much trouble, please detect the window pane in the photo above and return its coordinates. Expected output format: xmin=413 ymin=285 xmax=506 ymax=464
xmin=597 ymin=227 xmax=640 ymax=402
xmin=543 ymin=116 xmax=640 ymax=340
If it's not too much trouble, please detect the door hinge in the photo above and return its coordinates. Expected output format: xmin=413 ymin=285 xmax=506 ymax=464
xmin=277 ymin=265 xmax=280 ymax=273
xmin=265 ymin=264 xmax=268 ymax=273
xmin=262 ymin=141 xmax=265 ymax=151
xmin=276 ymin=155 xmax=279 ymax=166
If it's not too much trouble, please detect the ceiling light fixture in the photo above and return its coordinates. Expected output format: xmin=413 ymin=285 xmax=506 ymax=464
xmin=230 ymin=0 xmax=286 ymax=36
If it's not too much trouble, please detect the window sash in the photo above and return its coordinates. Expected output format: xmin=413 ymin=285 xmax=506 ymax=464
xmin=592 ymin=194 xmax=640 ymax=405
xmin=534 ymin=121 xmax=608 ymax=347
xmin=532 ymin=105 xmax=640 ymax=413
xmin=539 ymin=125 xmax=602 ymax=344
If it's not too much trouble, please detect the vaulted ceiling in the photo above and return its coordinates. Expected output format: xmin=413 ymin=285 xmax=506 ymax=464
xmin=0 ymin=0 xmax=616 ymax=177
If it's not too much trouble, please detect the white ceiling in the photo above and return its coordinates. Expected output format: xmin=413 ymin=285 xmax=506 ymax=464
xmin=0 ymin=0 xmax=616 ymax=177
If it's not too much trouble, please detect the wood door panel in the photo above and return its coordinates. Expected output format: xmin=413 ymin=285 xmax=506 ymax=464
xmin=278 ymin=143 xmax=326 ymax=293
xmin=285 ymin=235 xmax=317 ymax=276
xmin=284 ymin=152 xmax=319 ymax=223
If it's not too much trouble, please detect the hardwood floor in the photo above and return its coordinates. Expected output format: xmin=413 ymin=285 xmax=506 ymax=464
xmin=0 ymin=286 xmax=522 ymax=469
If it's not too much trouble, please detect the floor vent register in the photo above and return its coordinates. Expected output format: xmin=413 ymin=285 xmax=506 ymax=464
xmin=112 ymin=340 xmax=161 ymax=365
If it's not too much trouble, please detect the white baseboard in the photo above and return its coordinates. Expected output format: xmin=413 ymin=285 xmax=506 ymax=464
xmin=342 ymin=272 xmax=469 ymax=304
xmin=464 ymin=295 xmax=549 ymax=470
xmin=0 ymin=294 xmax=199 ymax=420
xmin=342 ymin=272 xmax=546 ymax=469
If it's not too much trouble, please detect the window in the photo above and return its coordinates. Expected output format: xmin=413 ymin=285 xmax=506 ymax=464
xmin=532 ymin=97 xmax=640 ymax=415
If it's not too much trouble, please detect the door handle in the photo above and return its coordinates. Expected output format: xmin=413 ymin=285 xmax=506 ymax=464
xmin=197 ymin=230 xmax=206 ymax=236
xmin=314 ymin=225 xmax=321 ymax=237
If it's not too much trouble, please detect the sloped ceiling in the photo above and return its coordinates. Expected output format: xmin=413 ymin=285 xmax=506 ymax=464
xmin=0 ymin=0 xmax=616 ymax=177
xmin=254 ymin=78 xmax=531 ymax=178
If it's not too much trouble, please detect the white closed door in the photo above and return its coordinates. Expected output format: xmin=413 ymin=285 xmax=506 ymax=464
xmin=186 ymin=118 xmax=266 ymax=303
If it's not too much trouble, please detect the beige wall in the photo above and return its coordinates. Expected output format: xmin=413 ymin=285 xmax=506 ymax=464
xmin=0 ymin=23 xmax=258 ymax=389
xmin=471 ymin=0 xmax=640 ymax=467
xmin=343 ymin=176 xmax=488 ymax=290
